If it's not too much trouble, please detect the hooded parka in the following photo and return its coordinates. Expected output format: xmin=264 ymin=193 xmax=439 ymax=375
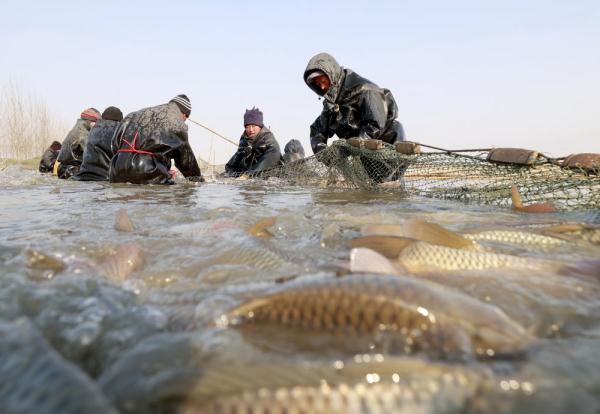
xmin=73 ymin=119 xmax=121 ymax=181
xmin=109 ymin=102 xmax=202 ymax=184
xmin=56 ymin=119 xmax=95 ymax=179
xmin=303 ymin=53 xmax=405 ymax=154
xmin=225 ymin=127 xmax=282 ymax=176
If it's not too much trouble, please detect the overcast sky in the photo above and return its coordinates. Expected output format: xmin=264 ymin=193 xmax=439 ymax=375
xmin=1 ymin=0 xmax=599 ymax=163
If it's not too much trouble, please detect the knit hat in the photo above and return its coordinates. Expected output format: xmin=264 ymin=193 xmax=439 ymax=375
xmin=170 ymin=94 xmax=191 ymax=117
xmin=80 ymin=108 xmax=101 ymax=121
xmin=243 ymin=107 xmax=263 ymax=127
xmin=101 ymin=106 xmax=123 ymax=122
xmin=49 ymin=141 xmax=62 ymax=152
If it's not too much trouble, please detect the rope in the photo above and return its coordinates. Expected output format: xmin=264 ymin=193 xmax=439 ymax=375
xmin=411 ymin=142 xmax=493 ymax=154
xmin=188 ymin=118 xmax=238 ymax=147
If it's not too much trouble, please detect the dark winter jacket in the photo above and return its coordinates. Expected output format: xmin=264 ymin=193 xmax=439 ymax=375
xmin=109 ymin=102 xmax=202 ymax=184
xmin=225 ymin=127 xmax=282 ymax=175
xmin=282 ymin=139 xmax=305 ymax=164
xmin=304 ymin=53 xmax=405 ymax=154
xmin=73 ymin=119 xmax=120 ymax=181
xmin=38 ymin=141 xmax=62 ymax=173
xmin=56 ymin=119 xmax=94 ymax=178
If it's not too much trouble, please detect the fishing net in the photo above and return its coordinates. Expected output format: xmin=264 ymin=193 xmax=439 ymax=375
xmin=258 ymin=139 xmax=600 ymax=211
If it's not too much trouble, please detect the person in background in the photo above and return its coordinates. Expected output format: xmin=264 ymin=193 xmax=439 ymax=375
xmin=303 ymin=52 xmax=405 ymax=154
xmin=38 ymin=141 xmax=62 ymax=173
xmin=73 ymin=106 xmax=123 ymax=181
xmin=282 ymin=139 xmax=305 ymax=164
xmin=109 ymin=95 xmax=203 ymax=184
xmin=56 ymin=108 xmax=101 ymax=179
xmin=225 ymin=107 xmax=282 ymax=176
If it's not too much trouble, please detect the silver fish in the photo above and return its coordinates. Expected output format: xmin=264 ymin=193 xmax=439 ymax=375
xmin=182 ymin=356 xmax=489 ymax=414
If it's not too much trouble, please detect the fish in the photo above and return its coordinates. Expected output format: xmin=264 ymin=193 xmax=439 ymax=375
xmin=541 ymin=223 xmax=600 ymax=245
xmin=181 ymin=356 xmax=489 ymax=414
xmin=217 ymin=274 xmax=532 ymax=359
xmin=511 ymin=185 xmax=557 ymax=213
xmin=0 ymin=318 xmax=117 ymax=414
xmin=350 ymin=235 xmax=562 ymax=274
xmin=247 ymin=217 xmax=277 ymax=239
xmin=114 ymin=209 xmax=134 ymax=232
xmin=363 ymin=219 xmax=477 ymax=250
xmin=397 ymin=240 xmax=562 ymax=274
xmin=205 ymin=239 xmax=296 ymax=272
xmin=462 ymin=227 xmax=570 ymax=251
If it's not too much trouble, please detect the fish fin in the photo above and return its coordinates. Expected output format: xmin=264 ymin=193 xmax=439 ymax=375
xmin=511 ymin=185 xmax=524 ymax=209
xmin=362 ymin=223 xmax=406 ymax=237
xmin=349 ymin=235 xmax=413 ymax=258
xmin=248 ymin=217 xmax=277 ymax=239
xmin=114 ymin=209 xmax=134 ymax=232
xmin=511 ymin=185 xmax=557 ymax=213
xmin=349 ymin=247 xmax=401 ymax=274
xmin=98 ymin=243 xmax=145 ymax=280
xmin=364 ymin=220 xmax=475 ymax=249
xmin=403 ymin=219 xmax=475 ymax=249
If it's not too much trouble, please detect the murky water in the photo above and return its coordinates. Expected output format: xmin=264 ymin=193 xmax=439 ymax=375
xmin=1 ymin=164 xmax=599 ymax=413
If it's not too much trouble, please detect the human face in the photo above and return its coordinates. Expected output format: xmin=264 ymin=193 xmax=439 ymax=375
xmin=312 ymin=74 xmax=331 ymax=93
xmin=180 ymin=112 xmax=188 ymax=121
xmin=245 ymin=124 xmax=261 ymax=138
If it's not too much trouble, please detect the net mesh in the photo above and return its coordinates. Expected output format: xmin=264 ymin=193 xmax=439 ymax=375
xmin=258 ymin=140 xmax=600 ymax=211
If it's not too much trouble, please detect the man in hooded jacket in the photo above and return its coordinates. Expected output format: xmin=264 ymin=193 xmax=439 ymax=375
xmin=56 ymin=108 xmax=101 ymax=179
xmin=109 ymin=95 xmax=203 ymax=185
xmin=73 ymin=106 xmax=123 ymax=181
xmin=225 ymin=107 xmax=282 ymax=176
xmin=303 ymin=52 xmax=405 ymax=154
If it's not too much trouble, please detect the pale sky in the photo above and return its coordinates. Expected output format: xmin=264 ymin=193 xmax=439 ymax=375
xmin=1 ymin=0 xmax=599 ymax=163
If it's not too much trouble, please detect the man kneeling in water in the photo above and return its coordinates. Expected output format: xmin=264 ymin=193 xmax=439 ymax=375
xmin=110 ymin=95 xmax=203 ymax=185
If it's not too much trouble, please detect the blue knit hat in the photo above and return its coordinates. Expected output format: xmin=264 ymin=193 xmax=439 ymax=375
xmin=244 ymin=107 xmax=263 ymax=127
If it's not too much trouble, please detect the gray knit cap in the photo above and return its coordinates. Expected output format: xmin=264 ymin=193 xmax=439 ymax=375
xmin=170 ymin=94 xmax=191 ymax=117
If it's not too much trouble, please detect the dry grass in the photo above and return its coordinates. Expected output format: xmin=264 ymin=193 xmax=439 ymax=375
xmin=0 ymin=81 xmax=67 ymax=160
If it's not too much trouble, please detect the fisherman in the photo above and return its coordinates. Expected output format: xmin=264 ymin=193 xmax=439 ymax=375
xmin=282 ymin=139 xmax=305 ymax=164
xmin=73 ymin=106 xmax=123 ymax=181
xmin=56 ymin=108 xmax=101 ymax=179
xmin=303 ymin=52 xmax=405 ymax=153
xmin=304 ymin=53 xmax=407 ymax=182
xmin=38 ymin=141 xmax=62 ymax=173
xmin=109 ymin=95 xmax=203 ymax=184
xmin=225 ymin=107 xmax=282 ymax=176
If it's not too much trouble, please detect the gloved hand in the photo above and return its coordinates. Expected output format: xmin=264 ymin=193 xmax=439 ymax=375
xmin=313 ymin=143 xmax=327 ymax=154
xmin=242 ymin=145 xmax=253 ymax=157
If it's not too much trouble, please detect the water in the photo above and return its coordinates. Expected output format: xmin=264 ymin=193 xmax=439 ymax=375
xmin=1 ymin=164 xmax=599 ymax=413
